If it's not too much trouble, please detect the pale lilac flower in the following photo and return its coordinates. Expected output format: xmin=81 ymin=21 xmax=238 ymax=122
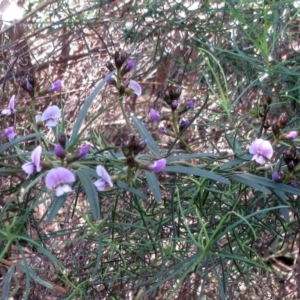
xmin=41 ymin=105 xmax=61 ymax=127
xmin=45 ymin=167 xmax=75 ymax=197
xmin=3 ymin=127 xmax=16 ymax=140
xmin=146 ymin=158 xmax=167 ymax=172
xmin=128 ymin=80 xmax=142 ymax=97
xmin=94 ymin=166 xmax=113 ymax=191
xmin=284 ymin=131 xmax=298 ymax=141
xmin=47 ymin=80 xmax=62 ymax=92
xmin=272 ymin=171 xmax=281 ymax=182
xmin=22 ymin=145 xmax=42 ymax=175
xmin=1 ymin=95 xmax=15 ymax=115
xmin=150 ymin=109 xmax=162 ymax=122
xmin=249 ymin=139 xmax=273 ymax=165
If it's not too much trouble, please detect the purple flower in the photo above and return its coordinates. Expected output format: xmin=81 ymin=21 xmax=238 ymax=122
xmin=171 ymin=100 xmax=178 ymax=111
xmin=128 ymin=80 xmax=142 ymax=97
xmin=45 ymin=167 xmax=75 ymax=197
xmin=3 ymin=127 xmax=16 ymax=140
xmin=249 ymin=139 xmax=273 ymax=165
xmin=54 ymin=144 xmax=65 ymax=159
xmin=186 ymin=100 xmax=194 ymax=110
xmin=26 ymin=81 xmax=33 ymax=91
xmin=284 ymin=131 xmax=298 ymax=141
xmin=22 ymin=145 xmax=42 ymax=175
xmin=159 ymin=126 xmax=168 ymax=135
xmin=94 ymin=166 xmax=113 ymax=191
xmin=47 ymin=80 xmax=62 ymax=92
xmin=146 ymin=158 xmax=167 ymax=172
xmin=41 ymin=105 xmax=61 ymax=127
xmin=272 ymin=171 xmax=281 ymax=182
xmin=1 ymin=95 xmax=15 ymax=115
xmin=179 ymin=119 xmax=189 ymax=131
xmin=121 ymin=60 xmax=135 ymax=75
xmin=150 ymin=109 xmax=162 ymax=122
xmin=76 ymin=144 xmax=90 ymax=159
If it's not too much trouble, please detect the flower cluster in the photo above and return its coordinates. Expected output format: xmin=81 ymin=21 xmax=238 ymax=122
xmin=149 ymin=86 xmax=194 ymax=151
xmin=105 ymin=51 xmax=142 ymax=97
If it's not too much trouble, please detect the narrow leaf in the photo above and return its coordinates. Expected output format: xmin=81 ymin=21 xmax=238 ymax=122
xmin=231 ymin=174 xmax=271 ymax=193
xmin=47 ymin=194 xmax=67 ymax=223
xmin=69 ymin=70 xmax=115 ymax=145
xmin=164 ymin=166 xmax=230 ymax=185
xmin=117 ymin=181 xmax=148 ymax=200
xmin=0 ymin=133 xmax=44 ymax=153
xmin=77 ymin=168 xmax=100 ymax=221
xmin=146 ymin=171 xmax=161 ymax=203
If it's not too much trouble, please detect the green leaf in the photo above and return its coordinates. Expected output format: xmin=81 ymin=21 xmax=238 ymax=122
xmin=2 ymin=266 xmax=14 ymax=300
xmin=273 ymin=189 xmax=289 ymax=222
xmin=167 ymin=153 xmax=217 ymax=162
xmin=47 ymin=194 xmax=67 ymax=223
xmin=164 ymin=166 xmax=230 ymax=185
xmin=145 ymin=171 xmax=161 ymax=203
xmin=233 ymin=173 xmax=300 ymax=196
xmin=77 ymin=168 xmax=100 ymax=221
xmin=231 ymin=174 xmax=271 ymax=193
xmin=131 ymin=114 xmax=160 ymax=155
xmin=69 ymin=70 xmax=115 ymax=146
xmin=0 ymin=133 xmax=44 ymax=153
xmin=117 ymin=181 xmax=148 ymax=200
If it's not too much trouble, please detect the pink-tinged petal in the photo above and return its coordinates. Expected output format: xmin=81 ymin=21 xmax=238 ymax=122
xmin=56 ymin=167 xmax=75 ymax=183
xmin=128 ymin=80 xmax=142 ymax=97
xmin=150 ymin=109 xmax=162 ymax=122
xmin=41 ymin=105 xmax=61 ymax=122
xmin=285 ymin=131 xmax=298 ymax=140
xmin=45 ymin=169 xmax=59 ymax=188
xmin=261 ymin=140 xmax=273 ymax=159
xmin=31 ymin=146 xmax=42 ymax=172
xmin=56 ymin=184 xmax=72 ymax=197
xmin=255 ymin=155 xmax=266 ymax=165
xmin=96 ymin=165 xmax=113 ymax=187
xmin=3 ymin=127 xmax=15 ymax=140
xmin=147 ymin=158 xmax=167 ymax=172
xmin=249 ymin=139 xmax=263 ymax=154
xmin=22 ymin=162 xmax=35 ymax=175
xmin=9 ymin=95 xmax=15 ymax=110
xmin=94 ymin=179 xmax=106 ymax=191
xmin=78 ymin=144 xmax=90 ymax=159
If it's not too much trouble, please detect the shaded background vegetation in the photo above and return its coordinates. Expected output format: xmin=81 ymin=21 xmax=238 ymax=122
xmin=1 ymin=0 xmax=300 ymax=299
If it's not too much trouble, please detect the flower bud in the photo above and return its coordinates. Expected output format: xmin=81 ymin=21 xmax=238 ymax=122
xmin=54 ymin=143 xmax=66 ymax=159
xmin=150 ymin=109 xmax=162 ymax=122
xmin=278 ymin=112 xmax=287 ymax=129
xmin=121 ymin=60 xmax=135 ymax=76
xmin=179 ymin=119 xmax=189 ymax=131
xmin=171 ymin=100 xmax=178 ymax=111
xmin=272 ymin=171 xmax=281 ymax=182
xmin=141 ymin=158 xmax=167 ymax=172
xmin=283 ymin=131 xmax=298 ymax=141
xmin=271 ymin=120 xmax=280 ymax=136
xmin=58 ymin=132 xmax=67 ymax=149
xmin=106 ymin=61 xmax=115 ymax=72
xmin=114 ymin=51 xmax=127 ymax=69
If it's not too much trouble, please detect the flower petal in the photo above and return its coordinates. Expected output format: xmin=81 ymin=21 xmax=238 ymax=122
xmin=249 ymin=139 xmax=263 ymax=154
xmin=41 ymin=105 xmax=61 ymax=122
xmin=147 ymin=158 xmax=167 ymax=172
xmin=96 ymin=165 xmax=113 ymax=187
xmin=31 ymin=145 xmax=42 ymax=172
xmin=128 ymin=80 xmax=142 ymax=97
xmin=150 ymin=109 xmax=162 ymax=121
xmin=56 ymin=184 xmax=72 ymax=197
xmin=261 ymin=140 xmax=273 ymax=159
xmin=22 ymin=162 xmax=35 ymax=175
xmin=94 ymin=179 xmax=106 ymax=191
